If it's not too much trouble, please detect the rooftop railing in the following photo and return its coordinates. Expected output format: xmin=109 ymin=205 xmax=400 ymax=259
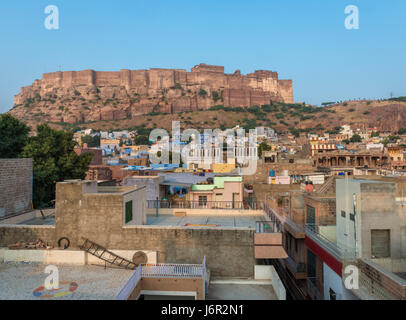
xmin=141 ymin=263 xmax=204 ymax=278
xmin=261 ymin=203 xmax=283 ymax=232
xmin=116 ymin=257 xmax=206 ymax=300
xmin=147 ymin=200 xmax=258 ymax=210
xmin=255 ymin=220 xmax=281 ymax=233
xmin=284 ymin=216 xmax=305 ymax=234
xmin=305 ymin=224 xmax=357 ymax=260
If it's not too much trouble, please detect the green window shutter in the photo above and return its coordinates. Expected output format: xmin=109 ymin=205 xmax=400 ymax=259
xmin=125 ymin=201 xmax=133 ymax=223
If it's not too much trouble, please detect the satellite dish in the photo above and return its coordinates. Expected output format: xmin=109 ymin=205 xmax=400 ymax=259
xmin=132 ymin=251 xmax=148 ymax=265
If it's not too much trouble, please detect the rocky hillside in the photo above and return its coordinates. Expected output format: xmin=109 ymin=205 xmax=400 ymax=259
xmin=8 ymin=63 xmax=293 ymax=128
xmin=6 ymin=62 xmax=406 ymax=134
xmin=8 ymin=99 xmax=405 ymax=136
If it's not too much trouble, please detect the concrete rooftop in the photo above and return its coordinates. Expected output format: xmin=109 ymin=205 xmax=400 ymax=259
xmin=0 ymin=262 xmax=133 ymax=300
xmin=143 ymin=215 xmax=264 ymax=228
xmin=207 ymin=280 xmax=277 ymax=300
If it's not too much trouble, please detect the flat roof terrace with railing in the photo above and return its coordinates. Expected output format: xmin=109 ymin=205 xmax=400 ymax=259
xmin=143 ymin=215 xmax=263 ymax=228
xmin=143 ymin=200 xmax=266 ymax=229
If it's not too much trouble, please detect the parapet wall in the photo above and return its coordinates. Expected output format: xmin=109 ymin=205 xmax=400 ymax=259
xmin=0 ymin=225 xmax=56 ymax=246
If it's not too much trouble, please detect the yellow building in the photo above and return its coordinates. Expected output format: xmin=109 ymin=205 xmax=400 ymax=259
xmin=210 ymin=163 xmax=236 ymax=173
xmin=387 ymin=146 xmax=404 ymax=162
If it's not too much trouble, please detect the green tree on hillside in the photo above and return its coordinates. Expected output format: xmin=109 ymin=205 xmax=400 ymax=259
xmin=22 ymin=124 xmax=93 ymax=207
xmin=0 ymin=114 xmax=30 ymax=158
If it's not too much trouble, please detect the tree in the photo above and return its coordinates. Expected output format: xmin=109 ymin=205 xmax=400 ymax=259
xmin=198 ymin=89 xmax=208 ymax=97
xmin=134 ymin=135 xmax=149 ymax=145
xmin=350 ymin=134 xmax=362 ymax=143
xmin=81 ymin=134 xmax=100 ymax=147
xmin=22 ymin=124 xmax=93 ymax=207
xmin=0 ymin=114 xmax=30 ymax=158
xmin=382 ymin=135 xmax=400 ymax=146
xmin=258 ymin=142 xmax=272 ymax=157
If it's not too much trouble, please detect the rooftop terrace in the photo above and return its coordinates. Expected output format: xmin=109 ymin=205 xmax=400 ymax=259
xmin=140 ymin=214 xmax=264 ymax=229
xmin=0 ymin=262 xmax=133 ymax=300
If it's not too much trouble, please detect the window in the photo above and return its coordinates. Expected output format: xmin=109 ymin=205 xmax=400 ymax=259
xmin=125 ymin=201 xmax=133 ymax=224
xmin=371 ymin=230 xmax=390 ymax=258
xmin=341 ymin=210 xmax=346 ymax=218
xmin=198 ymin=196 xmax=207 ymax=206
xmin=306 ymin=205 xmax=316 ymax=225
xmin=349 ymin=213 xmax=355 ymax=221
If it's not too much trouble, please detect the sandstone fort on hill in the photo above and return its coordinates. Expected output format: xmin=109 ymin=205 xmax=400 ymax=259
xmin=11 ymin=63 xmax=293 ymax=124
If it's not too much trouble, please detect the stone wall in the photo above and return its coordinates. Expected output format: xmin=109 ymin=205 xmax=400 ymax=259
xmin=304 ymin=195 xmax=336 ymax=226
xmin=0 ymin=225 xmax=56 ymax=246
xmin=120 ymin=227 xmax=255 ymax=277
xmin=0 ymin=159 xmax=32 ymax=218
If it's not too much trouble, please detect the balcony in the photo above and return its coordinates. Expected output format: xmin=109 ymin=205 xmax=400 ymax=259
xmin=255 ymin=221 xmax=287 ymax=259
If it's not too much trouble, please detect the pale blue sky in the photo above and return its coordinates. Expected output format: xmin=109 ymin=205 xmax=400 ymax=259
xmin=0 ymin=0 xmax=405 ymax=113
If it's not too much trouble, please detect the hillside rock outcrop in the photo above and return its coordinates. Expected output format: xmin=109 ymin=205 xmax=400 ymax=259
xmin=10 ymin=63 xmax=293 ymax=124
